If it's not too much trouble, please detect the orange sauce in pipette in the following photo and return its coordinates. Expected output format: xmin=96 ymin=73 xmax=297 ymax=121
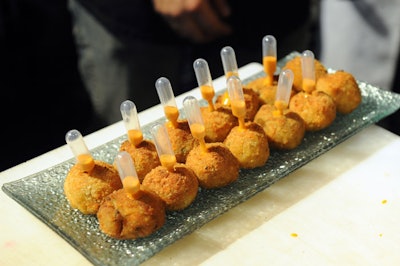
xmin=128 ymin=129 xmax=143 ymax=147
xmin=200 ymin=85 xmax=215 ymax=111
xmin=263 ymin=55 xmax=276 ymax=86
xmin=273 ymin=100 xmax=287 ymax=117
xmin=122 ymin=176 xmax=140 ymax=195
xmin=302 ymin=78 xmax=315 ymax=93
xmin=160 ymin=154 xmax=176 ymax=172
xmin=190 ymin=123 xmax=207 ymax=153
xmin=77 ymin=153 xmax=95 ymax=172
xmin=231 ymin=99 xmax=246 ymax=130
xmin=225 ymin=71 xmax=239 ymax=79
xmin=164 ymin=105 xmax=179 ymax=128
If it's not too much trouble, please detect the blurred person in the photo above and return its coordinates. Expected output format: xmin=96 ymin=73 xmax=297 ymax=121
xmin=319 ymin=0 xmax=400 ymax=135
xmin=0 ymin=0 xmax=106 ymax=171
xmin=68 ymin=0 xmax=319 ymax=125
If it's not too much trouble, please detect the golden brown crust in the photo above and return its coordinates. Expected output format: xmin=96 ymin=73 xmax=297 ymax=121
xmin=254 ymin=104 xmax=305 ymax=150
xmin=282 ymin=56 xmax=327 ymax=92
xmin=63 ymin=160 xmax=122 ymax=215
xmin=97 ymin=189 xmax=166 ymax=239
xmin=185 ymin=143 xmax=240 ymax=189
xmin=166 ymin=120 xmax=198 ymax=163
xmin=289 ymin=91 xmax=336 ymax=131
xmin=242 ymin=87 xmax=261 ymax=121
xmin=119 ymin=139 xmax=161 ymax=183
xmin=316 ymin=70 xmax=362 ymax=114
xmin=223 ymin=122 xmax=270 ymax=169
xmin=215 ymin=88 xmax=261 ymax=122
xmin=141 ymin=164 xmax=199 ymax=211
xmin=200 ymin=105 xmax=238 ymax=143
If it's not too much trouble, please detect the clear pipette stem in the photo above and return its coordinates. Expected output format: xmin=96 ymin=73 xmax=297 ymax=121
xmin=151 ymin=123 xmax=176 ymax=172
xmin=183 ymin=96 xmax=208 ymax=153
xmin=65 ymin=129 xmax=95 ymax=172
xmin=262 ymin=35 xmax=277 ymax=86
xmin=115 ymin=151 xmax=140 ymax=195
xmin=193 ymin=58 xmax=216 ymax=112
xmin=120 ymin=100 xmax=144 ymax=146
xmin=155 ymin=77 xmax=180 ymax=128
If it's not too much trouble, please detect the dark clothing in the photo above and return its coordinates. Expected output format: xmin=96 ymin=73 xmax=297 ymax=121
xmin=0 ymin=0 xmax=105 ymax=171
xmin=75 ymin=0 xmax=311 ymax=55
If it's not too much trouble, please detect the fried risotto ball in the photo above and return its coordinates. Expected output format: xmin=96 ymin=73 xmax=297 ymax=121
xmin=282 ymin=56 xmax=328 ymax=92
xmin=289 ymin=90 xmax=336 ymax=131
xmin=246 ymin=77 xmax=278 ymax=105
xmin=119 ymin=139 xmax=161 ymax=183
xmin=185 ymin=142 xmax=240 ymax=189
xmin=215 ymin=87 xmax=261 ymax=121
xmin=254 ymin=104 xmax=305 ymax=150
xmin=97 ymin=188 xmax=165 ymax=240
xmin=141 ymin=163 xmax=199 ymax=211
xmin=223 ymin=121 xmax=270 ymax=169
xmin=200 ymin=105 xmax=238 ymax=143
xmin=316 ymin=70 xmax=362 ymax=114
xmin=64 ymin=160 xmax=123 ymax=215
xmin=166 ymin=120 xmax=198 ymax=163
xmin=247 ymin=78 xmax=297 ymax=106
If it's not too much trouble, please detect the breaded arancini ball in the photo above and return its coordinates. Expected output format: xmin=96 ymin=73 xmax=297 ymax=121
xmin=119 ymin=139 xmax=160 ymax=183
xmin=247 ymin=78 xmax=297 ymax=106
xmin=141 ymin=163 xmax=199 ymax=211
xmin=246 ymin=77 xmax=278 ymax=105
xmin=64 ymin=160 xmax=123 ymax=215
xmin=316 ymin=70 xmax=362 ymax=114
xmin=97 ymin=188 xmax=165 ymax=240
xmin=289 ymin=90 xmax=336 ymax=131
xmin=166 ymin=120 xmax=198 ymax=163
xmin=223 ymin=121 xmax=270 ymax=169
xmin=200 ymin=105 xmax=238 ymax=143
xmin=185 ymin=142 xmax=240 ymax=189
xmin=215 ymin=87 xmax=261 ymax=121
xmin=282 ymin=56 xmax=327 ymax=92
xmin=254 ymin=104 xmax=306 ymax=150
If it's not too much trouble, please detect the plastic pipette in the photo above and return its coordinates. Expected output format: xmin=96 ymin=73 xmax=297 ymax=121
xmin=193 ymin=58 xmax=215 ymax=111
xmin=262 ymin=35 xmax=277 ymax=86
xmin=115 ymin=151 xmax=140 ymax=195
xmin=274 ymin=69 xmax=294 ymax=116
xmin=120 ymin=100 xmax=143 ymax=146
xmin=220 ymin=46 xmax=239 ymax=79
xmin=226 ymin=76 xmax=246 ymax=129
xmin=183 ymin=96 xmax=207 ymax=153
xmin=151 ymin=123 xmax=176 ymax=172
xmin=155 ymin=77 xmax=179 ymax=127
xmin=301 ymin=50 xmax=316 ymax=93
xmin=65 ymin=129 xmax=94 ymax=172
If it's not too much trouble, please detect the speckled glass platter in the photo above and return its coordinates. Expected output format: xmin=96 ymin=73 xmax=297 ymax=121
xmin=3 ymin=52 xmax=400 ymax=266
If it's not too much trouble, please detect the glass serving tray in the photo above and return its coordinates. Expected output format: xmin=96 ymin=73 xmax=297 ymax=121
xmin=3 ymin=52 xmax=400 ymax=266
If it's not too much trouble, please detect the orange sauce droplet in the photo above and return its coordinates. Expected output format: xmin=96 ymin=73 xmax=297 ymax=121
xmin=231 ymin=99 xmax=246 ymax=118
xmin=122 ymin=176 xmax=140 ymax=195
xmin=225 ymin=71 xmax=239 ymax=79
xmin=263 ymin=55 xmax=276 ymax=86
xmin=273 ymin=100 xmax=287 ymax=117
xmin=291 ymin=233 xmax=298 ymax=238
xmin=77 ymin=153 xmax=95 ymax=172
xmin=201 ymin=85 xmax=215 ymax=111
xmin=302 ymin=78 xmax=315 ymax=93
xmin=164 ymin=106 xmax=179 ymax=127
xmin=128 ymin=129 xmax=143 ymax=146
xmin=190 ymin=123 xmax=207 ymax=153
xmin=160 ymin=154 xmax=176 ymax=172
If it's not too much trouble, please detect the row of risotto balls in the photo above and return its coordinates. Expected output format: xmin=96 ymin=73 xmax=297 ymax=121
xmin=63 ymin=49 xmax=362 ymax=240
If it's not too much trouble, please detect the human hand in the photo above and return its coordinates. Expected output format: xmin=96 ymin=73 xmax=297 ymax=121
xmin=152 ymin=0 xmax=232 ymax=43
